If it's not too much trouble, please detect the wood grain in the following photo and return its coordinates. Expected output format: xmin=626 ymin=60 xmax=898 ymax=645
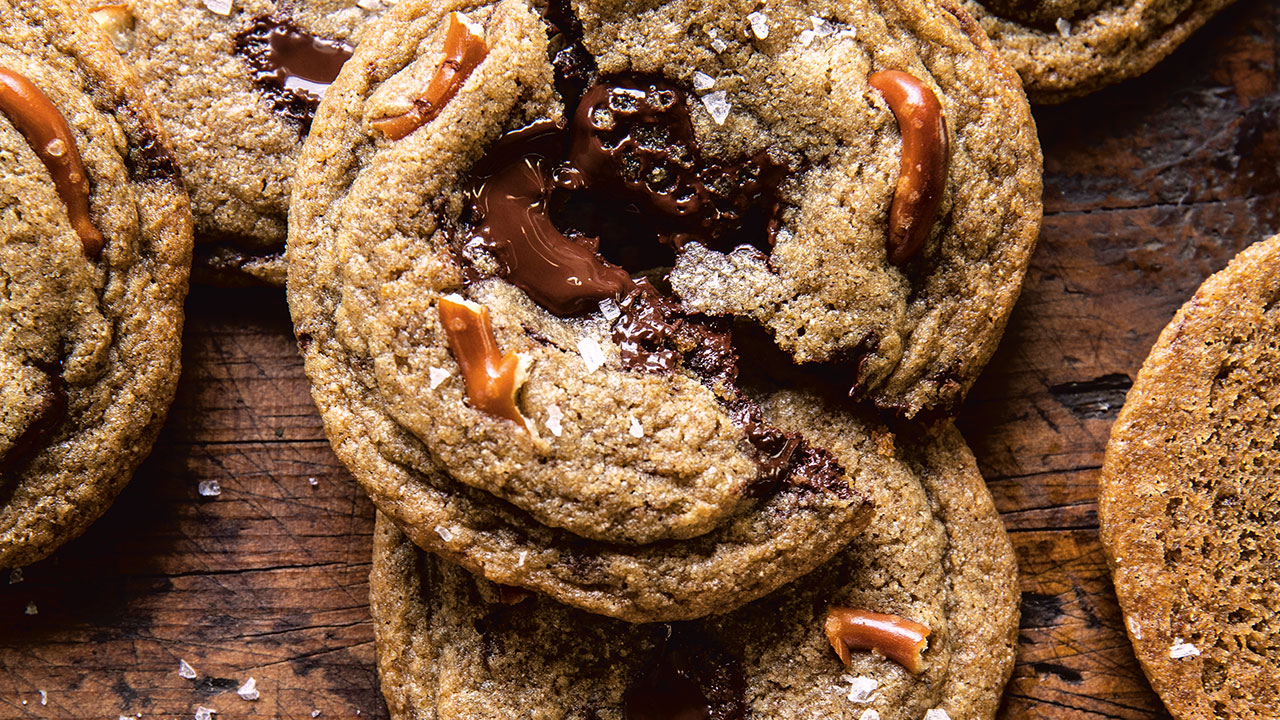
xmin=1 ymin=1 xmax=1277 ymax=717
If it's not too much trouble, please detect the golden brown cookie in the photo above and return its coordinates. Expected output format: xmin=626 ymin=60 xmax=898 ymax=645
xmin=1100 ymin=233 xmax=1280 ymax=719
xmin=370 ymin=423 xmax=1018 ymax=720
xmin=0 ymin=0 xmax=192 ymax=568
xmin=963 ymin=0 xmax=1238 ymax=103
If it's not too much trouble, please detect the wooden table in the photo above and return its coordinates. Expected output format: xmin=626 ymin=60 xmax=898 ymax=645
xmin=2 ymin=2 xmax=1277 ymax=716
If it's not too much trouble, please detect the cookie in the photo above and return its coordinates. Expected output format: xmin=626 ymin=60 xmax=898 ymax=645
xmin=962 ymin=0 xmax=1238 ymax=103
xmin=1100 ymin=234 xmax=1280 ymax=719
xmin=288 ymin=0 xmax=1036 ymax=622
xmin=371 ymin=422 xmax=1018 ymax=720
xmin=95 ymin=0 xmax=382 ymax=284
xmin=0 ymin=0 xmax=192 ymax=568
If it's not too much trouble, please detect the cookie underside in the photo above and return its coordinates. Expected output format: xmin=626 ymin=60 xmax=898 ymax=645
xmin=1100 ymin=234 xmax=1280 ymax=719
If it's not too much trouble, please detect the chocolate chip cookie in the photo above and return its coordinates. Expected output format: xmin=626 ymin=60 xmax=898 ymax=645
xmin=371 ymin=422 xmax=1018 ymax=720
xmin=98 ymin=0 xmax=379 ymax=284
xmin=0 ymin=0 xmax=192 ymax=569
xmin=1100 ymin=234 xmax=1280 ymax=719
xmin=288 ymin=0 xmax=1037 ymax=622
xmin=963 ymin=0 xmax=1238 ymax=103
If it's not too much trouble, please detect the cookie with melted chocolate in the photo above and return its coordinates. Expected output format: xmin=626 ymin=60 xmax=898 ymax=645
xmin=961 ymin=0 xmax=1237 ymax=103
xmin=371 ymin=419 xmax=1019 ymax=720
xmin=289 ymin=0 xmax=1035 ymax=620
xmin=104 ymin=0 xmax=373 ymax=284
xmin=0 ymin=0 xmax=192 ymax=568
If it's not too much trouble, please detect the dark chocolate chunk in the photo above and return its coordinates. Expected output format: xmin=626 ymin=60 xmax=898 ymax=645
xmin=233 ymin=16 xmax=352 ymax=135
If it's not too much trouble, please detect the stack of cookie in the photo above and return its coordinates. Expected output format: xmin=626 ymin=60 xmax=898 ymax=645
xmin=287 ymin=0 xmax=1040 ymax=717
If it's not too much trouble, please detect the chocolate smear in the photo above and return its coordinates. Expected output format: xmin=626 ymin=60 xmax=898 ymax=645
xmin=233 ymin=16 xmax=353 ymax=135
xmin=0 ymin=374 xmax=67 ymax=478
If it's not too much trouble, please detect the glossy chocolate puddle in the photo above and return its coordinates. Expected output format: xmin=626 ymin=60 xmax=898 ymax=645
xmin=233 ymin=16 xmax=353 ymax=135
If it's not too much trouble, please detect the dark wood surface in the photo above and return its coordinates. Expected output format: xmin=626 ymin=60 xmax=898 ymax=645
xmin=2 ymin=2 xmax=1277 ymax=717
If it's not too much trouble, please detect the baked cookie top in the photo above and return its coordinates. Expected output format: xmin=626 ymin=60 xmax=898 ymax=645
xmin=104 ymin=0 xmax=378 ymax=283
xmin=1100 ymin=234 xmax=1280 ymax=719
xmin=962 ymin=0 xmax=1238 ymax=103
xmin=371 ymin=423 xmax=1018 ymax=720
xmin=0 ymin=0 xmax=192 ymax=568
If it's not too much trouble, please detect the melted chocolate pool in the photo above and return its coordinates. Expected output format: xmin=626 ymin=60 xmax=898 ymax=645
xmin=233 ymin=16 xmax=353 ymax=135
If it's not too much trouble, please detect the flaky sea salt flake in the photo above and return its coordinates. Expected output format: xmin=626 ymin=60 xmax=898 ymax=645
xmin=429 ymin=366 xmax=452 ymax=389
xmin=841 ymin=675 xmax=879 ymax=703
xmin=702 ymin=90 xmax=730 ymax=125
xmin=577 ymin=337 xmax=606 ymax=372
xmin=308 ymin=477 xmax=319 ymax=487
xmin=859 ymin=711 xmax=881 ymax=720
xmin=628 ymin=415 xmax=644 ymax=438
xmin=197 ymin=479 xmax=221 ymax=497
xmin=924 ymin=710 xmax=950 ymax=720
xmin=545 ymin=405 xmax=564 ymax=437
xmin=201 ymin=0 xmax=232 ymax=15
xmin=24 ymin=601 xmax=36 ymax=615
xmin=194 ymin=707 xmax=216 ymax=720
xmin=517 ymin=550 xmax=528 ymax=567
xmin=692 ymin=71 xmax=716 ymax=92
xmin=810 ymin=16 xmax=836 ymax=36
xmin=747 ymin=11 xmax=770 ymax=39
xmin=707 ymin=28 xmax=729 ymax=52
xmin=237 ymin=677 xmax=259 ymax=701
xmin=312 ymin=711 xmax=321 ymax=718
xmin=434 ymin=525 xmax=454 ymax=543
xmin=1126 ymin=615 xmax=1143 ymax=640
xmin=598 ymin=298 xmax=622 ymax=323
xmin=1056 ymin=17 xmax=1071 ymax=38
xmin=39 ymin=690 xmax=46 ymax=706
xmin=178 ymin=659 xmax=198 ymax=679
xmin=1170 ymin=641 xmax=1200 ymax=659
xmin=356 ymin=0 xmax=382 ymax=9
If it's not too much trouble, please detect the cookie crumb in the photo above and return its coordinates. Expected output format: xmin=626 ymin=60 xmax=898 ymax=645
xmin=38 ymin=690 xmax=46 ymax=705
xmin=628 ymin=415 xmax=644 ymax=438
xmin=8 ymin=568 xmax=22 ymax=584
xmin=577 ymin=337 xmax=606 ymax=372
xmin=747 ymin=11 xmax=770 ymax=40
xmin=858 ymin=711 xmax=881 ymax=720
xmin=701 ymin=90 xmax=730 ymax=125
xmin=1169 ymin=641 xmax=1200 ymax=659
xmin=434 ymin=525 xmax=455 ymax=543
xmin=194 ymin=707 xmax=216 ymax=720
xmin=841 ymin=675 xmax=879 ymax=703
xmin=924 ymin=710 xmax=950 ymax=720
xmin=1055 ymin=17 xmax=1071 ymax=38
xmin=428 ymin=366 xmax=451 ymax=389
xmin=24 ymin=601 xmax=36 ymax=615
xmin=201 ymin=0 xmax=232 ymax=15
xmin=178 ymin=659 xmax=198 ymax=679
xmin=197 ymin=479 xmax=222 ymax=497
xmin=692 ymin=71 xmax=716 ymax=92
xmin=545 ymin=405 xmax=564 ymax=437
xmin=237 ymin=677 xmax=259 ymax=701
xmin=598 ymin=298 xmax=622 ymax=323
